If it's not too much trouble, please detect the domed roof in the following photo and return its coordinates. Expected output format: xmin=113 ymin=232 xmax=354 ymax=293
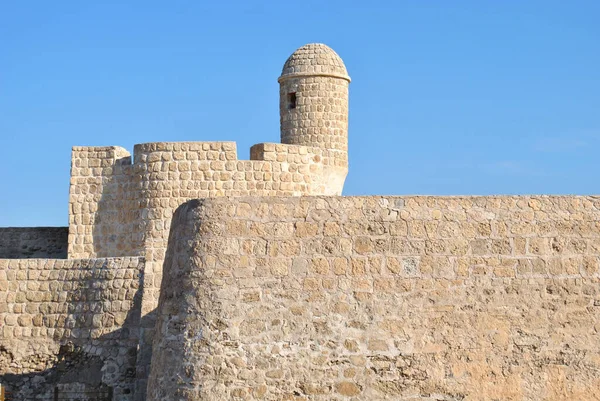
xmin=278 ymin=43 xmax=350 ymax=82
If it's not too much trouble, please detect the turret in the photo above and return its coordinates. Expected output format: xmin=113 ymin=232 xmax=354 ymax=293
xmin=278 ymin=43 xmax=350 ymax=161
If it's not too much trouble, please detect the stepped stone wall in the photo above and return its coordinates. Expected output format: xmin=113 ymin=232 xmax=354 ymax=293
xmin=61 ymin=43 xmax=351 ymax=399
xmin=0 ymin=228 xmax=68 ymax=259
xmin=68 ymin=146 xmax=138 ymax=260
xmin=67 ymin=140 xmax=349 ymax=398
xmin=148 ymin=196 xmax=600 ymax=401
xmin=0 ymin=257 xmax=144 ymax=400
xmin=68 ymin=142 xmax=347 ymax=313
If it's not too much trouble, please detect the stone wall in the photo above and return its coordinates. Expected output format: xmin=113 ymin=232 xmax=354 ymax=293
xmin=148 ymin=196 xmax=600 ymax=400
xmin=68 ymin=141 xmax=347 ymax=260
xmin=69 ymin=146 xmax=139 ymax=260
xmin=0 ymin=257 xmax=144 ymax=400
xmin=69 ymin=141 xmax=347 ymax=311
xmin=68 ymin=141 xmax=349 ymax=399
xmin=132 ymin=141 xmax=344 ymax=315
xmin=0 ymin=228 xmax=68 ymax=259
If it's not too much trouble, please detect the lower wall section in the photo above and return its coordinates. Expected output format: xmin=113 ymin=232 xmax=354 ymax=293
xmin=0 ymin=227 xmax=68 ymax=259
xmin=0 ymin=257 xmax=144 ymax=401
xmin=148 ymin=196 xmax=600 ymax=400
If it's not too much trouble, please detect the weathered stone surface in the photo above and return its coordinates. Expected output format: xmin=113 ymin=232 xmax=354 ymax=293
xmin=0 ymin=257 xmax=144 ymax=400
xmin=63 ymin=44 xmax=351 ymax=400
xmin=148 ymin=196 xmax=600 ymax=400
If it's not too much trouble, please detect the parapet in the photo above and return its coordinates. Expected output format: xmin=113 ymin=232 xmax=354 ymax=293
xmin=68 ymin=140 xmax=348 ymax=256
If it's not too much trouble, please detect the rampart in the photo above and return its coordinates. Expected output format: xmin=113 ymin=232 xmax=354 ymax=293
xmin=67 ymin=140 xmax=348 ymax=396
xmin=0 ymin=257 xmax=144 ymax=400
xmin=149 ymin=196 xmax=600 ymax=400
xmin=69 ymin=142 xmax=346 ymax=309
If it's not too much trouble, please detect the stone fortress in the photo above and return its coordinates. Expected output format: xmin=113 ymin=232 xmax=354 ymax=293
xmin=1 ymin=43 xmax=599 ymax=400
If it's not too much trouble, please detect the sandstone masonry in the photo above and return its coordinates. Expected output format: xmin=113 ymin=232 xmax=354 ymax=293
xmin=2 ymin=44 xmax=351 ymax=400
xmin=149 ymin=196 xmax=600 ymax=400
xmin=0 ymin=257 xmax=143 ymax=400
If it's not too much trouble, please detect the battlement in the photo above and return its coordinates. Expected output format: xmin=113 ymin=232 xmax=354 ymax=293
xmin=68 ymin=140 xmax=347 ymax=261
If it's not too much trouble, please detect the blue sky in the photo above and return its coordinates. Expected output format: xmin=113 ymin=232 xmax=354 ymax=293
xmin=1 ymin=1 xmax=599 ymax=226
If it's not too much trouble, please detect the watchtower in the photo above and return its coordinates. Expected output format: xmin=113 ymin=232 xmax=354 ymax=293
xmin=278 ymin=43 xmax=350 ymax=168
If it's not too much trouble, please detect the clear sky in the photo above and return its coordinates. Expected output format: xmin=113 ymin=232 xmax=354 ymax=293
xmin=1 ymin=1 xmax=599 ymax=227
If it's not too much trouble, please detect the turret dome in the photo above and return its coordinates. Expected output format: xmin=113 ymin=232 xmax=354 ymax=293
xmin=278 ymin=43 xmax=350 ymax=82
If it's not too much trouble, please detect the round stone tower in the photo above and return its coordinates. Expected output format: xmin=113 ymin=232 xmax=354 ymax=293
xmin=278 ymin=43 xmax=350 ymax=157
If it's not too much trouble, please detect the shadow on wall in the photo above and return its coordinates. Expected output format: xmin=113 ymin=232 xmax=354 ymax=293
xmin=0 ymin=261 xmax=148 ymax=401
xmin=92 ymin=155 xmax=141 ymax=258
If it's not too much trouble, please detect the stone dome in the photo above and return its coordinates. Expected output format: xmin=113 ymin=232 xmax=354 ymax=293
xmin=278 ymin=43 xmax=350 ymax=82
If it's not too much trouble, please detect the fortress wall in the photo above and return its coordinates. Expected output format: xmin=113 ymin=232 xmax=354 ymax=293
xmin=250 ymin=142 xmax=347 ymax=195
xmin=66 ymin=142 xmax=347 ymax=398
xmin=0 ymin=227 xmax=68 ymax=259
xmin=135 ymin=141 xmax=239 ymax=316
xmin=129 ymin=141 xmax=344 ymax=398
xmin=148 ymin=196 xmax=600 ymax=400
xmin=131 ymin=141 xmax=344 ymax=315
xmin=68 ymin=147 xmax=140 ymax=259
xmin=68 ymin=141 xmax=347 ymax=316
xmin=250 ymin=142 xmax=347 ymax=167
xmin=0 ymin=256 xmax=144 ymax=400
xmin=133 ymin=141 xmax=240 ymax=316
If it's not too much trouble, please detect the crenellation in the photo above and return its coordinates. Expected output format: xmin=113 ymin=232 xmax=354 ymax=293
xmin=66 ymin=132 xmax=350 ymax=342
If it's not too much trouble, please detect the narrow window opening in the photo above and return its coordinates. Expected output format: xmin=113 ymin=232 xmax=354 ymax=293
xmin=288 ymin=93 xmax=297 ymax=109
